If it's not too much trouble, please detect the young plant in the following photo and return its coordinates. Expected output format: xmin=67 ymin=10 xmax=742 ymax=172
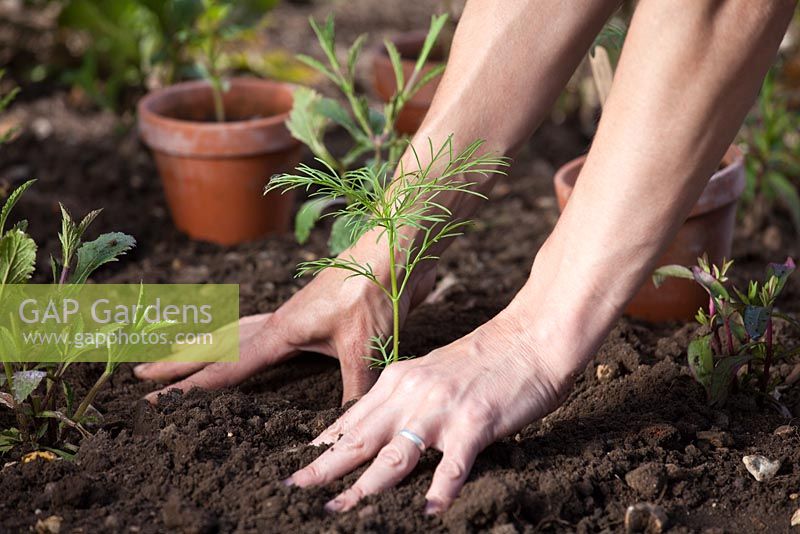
xmin=0 ymin=180 xmax=138 ymax=456
xmin=287 ymin=14 xmax=448 ymax=253
xmin=268 ymin=137 xmax=507 ymax=367
xmin=739 ymin=69 xmax=800 ymax=234
xmin=58 ymin=0 xmax=283 ymax=113
xmin=653 ymin=255 xmax=797 ymax=406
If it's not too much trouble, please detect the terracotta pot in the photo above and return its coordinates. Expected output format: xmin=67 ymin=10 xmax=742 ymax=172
xmin=372 ymin=31 xmax=445 ymax=135
xmin=138 ymin=78 xmax=301 ymax=245
xmin=553 ymin=145 xmax=746 ymax=322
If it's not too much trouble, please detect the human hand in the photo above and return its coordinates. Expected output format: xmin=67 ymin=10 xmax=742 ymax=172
xmin=134 ymin=239 xmax=436 ymax=404
xmin=284 ymin=303 xmax=578 ymax=514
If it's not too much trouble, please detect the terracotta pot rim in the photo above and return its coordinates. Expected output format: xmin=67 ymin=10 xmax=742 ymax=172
xmin=553 ymin=144 xmax=746 ymax=219
xmin=137 ymin=77 xmax=298 ymax=158
xmin=138 ymin=77 xmax=293 ymax=131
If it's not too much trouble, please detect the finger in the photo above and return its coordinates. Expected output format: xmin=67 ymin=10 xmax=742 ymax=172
xmin=145 ymin=321 xmax=295 ymax=403
xmin=324 ymin=424 xmax=433 ymax=513
xmin=424 ymin=443 xmax=480 ymax=515
xmin=340 ymin=355 xmax=379 ymax=405
xmin=133 ymin=361 xmax=207 ymax=381
xmin=312 ymin=364 xmax=403 ymax=446
xmin=286 ymin=417 xmax=393 ymax=488
xmin=311 ymin=389 xmax=386 ymax=447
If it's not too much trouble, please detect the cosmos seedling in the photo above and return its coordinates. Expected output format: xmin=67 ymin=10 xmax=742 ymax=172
xmin=268 ymin=137 xmax=507 ymax=366
xmin=654 ymin=255 xmax=797 ymax=406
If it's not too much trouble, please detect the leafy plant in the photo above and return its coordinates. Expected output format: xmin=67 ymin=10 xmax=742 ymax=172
xmin=58 ymin=0 xmax=297 ymax=112
xmin=287 ymin=14 xmax=448 ymax=253
xmin=268 ymin=136 xmax=507 ymax=367
xmin=0 ymin=180 xmax=138 ymax=456
xmin=739 ymin=69 xmax=800 ymax=234
xmin=653 ymin=255 xmax=797 ymax=406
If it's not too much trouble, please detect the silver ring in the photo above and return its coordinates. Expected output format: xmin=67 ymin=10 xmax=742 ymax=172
xmin=398 ymin=429 xmax=426 ymax=452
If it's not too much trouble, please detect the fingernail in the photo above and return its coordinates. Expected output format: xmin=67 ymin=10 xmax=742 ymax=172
xmin=133 ymin=364 xmax=149 ymax=377
xmin=324 ymin=497 xmax=344 ymax=513
xmin=282 ymin=476 xmax=295 ymax=487
xmin=424 ymin=499 xmax=443 ymax=515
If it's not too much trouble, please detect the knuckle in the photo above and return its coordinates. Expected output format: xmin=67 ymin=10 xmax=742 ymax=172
xmin=377 ymin=362 xmax=405 ymax=384
xmin=438 ymin=457 xmax=466 ymax=481
xmin=297 ymin=462 xmax=324 ymax=485
xmin=425 ymin=382 xmax=456 ymax=404
xmin=377 ymin=444 xmax=410 ymax=470
xmin=400 ymin=367 xmax=428 ymax=390
xmin=339 ymin=429 xmax=366 ymax=452
xmin=459 ymin=398 xmax=494 ymax=428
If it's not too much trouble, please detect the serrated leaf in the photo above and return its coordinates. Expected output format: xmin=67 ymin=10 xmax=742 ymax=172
xmin=347 ymin=33 xmax=367 ymax=78
xmin=286 ymin=87 xmax=334 ymax=165
xmin=743 ymin=305 xmax=770 ymax=339
xmin=652 ymin=264 xmax=694 ymax=288
xmin=412 ymin=14 xmax=447 ymax=76
xmin=328 ymin=213 xmax=369 ymax=255
xmin=70 ymin=232 xmax=136 ymax=284
xmin=295 ymin=198 xmax=329 ymax=244
xmin=11 ymin=370 xmax=46 ymax=403
xmin=0 ymin=229 xmax=37 ymax=285
xmin=708 ymin=354 xmax=752 ymax=406
xmin=0 ymin=179 xmax=35 ymax=236
xmin=688 ymin=334 xmax=713 ymax=387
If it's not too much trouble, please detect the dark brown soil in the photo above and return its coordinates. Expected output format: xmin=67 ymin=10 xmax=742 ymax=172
xmin=3 ymin=2 xmax=800 ymax=533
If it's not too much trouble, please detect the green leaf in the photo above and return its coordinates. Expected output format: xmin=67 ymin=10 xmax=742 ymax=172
xmin=285 ymin=87 xmax=335 ymax=167
xmin=708 ymin=354 xmax=752 ymax=406
xmin=294 ymin=198 xmax=329 ymax=244
xmin=11 ymin=370 xmax=46 ymax=403
xmin=652 ymin=264 xmax=694 ymax=288
xmin=692 ymin=267 xmax=730 ymax=301
xmin=316 ymin=97 xmax=363 ymax=140
xmin=743 ymin=305 xmax=770 ymax=340
xmin=0 ymin=179 xmax=35 ymax=237
xmin=70 ymin=232 xmax=136 ymax=284
xmin=0 ymin=229 xmax=37 ymax=285
xmin=328 ymin=214 xmax=368 ymax=255
xmin=687 ymin=334 xmax=713 ymax=387
xmin=347 ymin=33 xmax=367 ymax=78
xmin=766 ymin=257 xmax=795 ymax=298
xmin=412 ymin=14 xmax=447 ymax=77
xmin=384 ymin=39 xmax=404 ymax=91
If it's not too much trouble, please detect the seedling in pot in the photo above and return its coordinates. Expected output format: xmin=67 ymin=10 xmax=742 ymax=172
xmin=653 ymin=255 xmax=797 ymax=407
xmin=0 ymin=178 xmax=144 ymax=456
xmin=287 ymin=14 xmax=448 ymax=253
xmin=268 ymin=136 xmax=508 ymax=367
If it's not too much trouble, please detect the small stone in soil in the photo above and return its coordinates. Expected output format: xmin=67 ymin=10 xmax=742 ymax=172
xmin=625 ymin=463 xmax=666 ymax=499
xmin=792 ymin=508 xmax=800 ymax=527
xmin=596 ymin=362 xmax=619 ymax=382
xmin=742 ymin=455 xmax=781 ymax=482
xmin=696 ymin=429 xmax=734 ymax=448
xmin=34 ymin=515 xmax=61 ymax=534
xmin=624 ymin=503 xmax=668 ymax=533
xmin=774 ymin=425 xmax=795 ymax=437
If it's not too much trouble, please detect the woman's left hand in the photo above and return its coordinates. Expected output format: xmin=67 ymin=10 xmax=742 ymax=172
xmin=284 ymin=307 xmax=576 ymax=514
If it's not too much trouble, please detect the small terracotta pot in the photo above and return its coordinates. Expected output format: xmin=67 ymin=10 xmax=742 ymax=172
xmin=372 ymin=31 xmax=445 ymax=135
xmin=138 ymin=78 xmax=301 ymax=245
xmin=553 ymin=145 xmax=746 ymax=322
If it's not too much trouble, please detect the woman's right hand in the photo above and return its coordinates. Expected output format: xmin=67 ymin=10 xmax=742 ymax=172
xmin=134 ymin=237 xmax=436 ymax=404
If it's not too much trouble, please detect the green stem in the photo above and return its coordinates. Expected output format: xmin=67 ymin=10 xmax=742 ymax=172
xmin=73 ymin=370 xmax=111 ymax=422
xmin=211 ymin=78 xmax=225 ymax=123
xmin=388 ymin=225 xmax=400 ymax=363
xmin=3 ymin=361 xmax=29 ymax=442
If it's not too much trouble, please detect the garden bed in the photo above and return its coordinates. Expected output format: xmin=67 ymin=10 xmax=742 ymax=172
xmin=1 ymin=90 xmax=799 ymax=533
xmin=3 ymin=1 xmax=800 ymax=531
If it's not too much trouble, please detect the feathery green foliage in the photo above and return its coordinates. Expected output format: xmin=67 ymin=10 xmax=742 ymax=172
xmin=269 ymin=136 xmax=508 ymax=366
xmin=286 ymin=14 xmax=448 ymax=253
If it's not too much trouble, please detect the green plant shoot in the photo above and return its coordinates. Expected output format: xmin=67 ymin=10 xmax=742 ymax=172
xmin=653 ymin=255 xmax=797 ymax=407
xmin=286 ymin=14 xmax=448 ymax=253
xmin=268 ymin=137 xmax=508 ymax=367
